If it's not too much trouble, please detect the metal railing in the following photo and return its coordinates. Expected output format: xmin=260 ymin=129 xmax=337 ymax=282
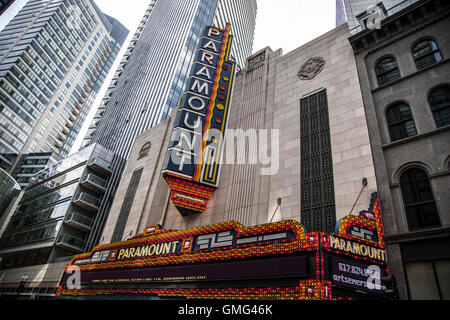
xmin=56 ymin=234 xmax=85 ymax=250
xmin=81 ymin=173 xmax=107 ymax=189
xmin=88 ymin=157 xmax=112 ymax=171
xmin=51 ymin=255 xmax=74 ymax=263
xmin=73 ymin=192 xmax=100 ymax=208
xmin=65 ymin=212 xmax=93 ymax=229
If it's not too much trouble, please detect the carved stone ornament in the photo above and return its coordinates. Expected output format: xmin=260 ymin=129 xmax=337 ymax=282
xmin=247 ymin=51 xmax=265 ymax=71
xmin=138 ymin=141 xmax=151 ymax=159
xmin=298 ymin=57 xmax=326 ymax=80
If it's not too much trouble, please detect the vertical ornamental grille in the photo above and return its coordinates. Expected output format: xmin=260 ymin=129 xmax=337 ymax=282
xmin=111 ymin=168 xmax=144 ymax=242
xmin=300 ymin=89 xmax=336 ymax=233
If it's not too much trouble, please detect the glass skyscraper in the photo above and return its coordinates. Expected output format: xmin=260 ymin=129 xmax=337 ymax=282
xmin=84 ymin=0 xmax=257 ymax=156
xmin=78 ymin=0 xmax=257 ymax=251
xmin=336 ymin=0 xmax=347 ymax=27
xmin=0 ymin=143 xmax=114 ymax=269
xmin=0 ymin=0 xmax=128 ymax=164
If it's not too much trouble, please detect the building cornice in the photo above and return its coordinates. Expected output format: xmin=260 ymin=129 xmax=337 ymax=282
xmin=385 ymin=226 xmax=450 ymax=244
xmin=349 ymin=0 xmax=450 ymax=55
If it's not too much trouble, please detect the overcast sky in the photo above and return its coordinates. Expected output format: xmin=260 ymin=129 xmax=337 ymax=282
xmin=1 ymin=0 xmax=337 ymax=62
xmin=0 ymin=0 xmax=336 ymax=154
xmin=92 ymin=0 xmax=336 ymax=54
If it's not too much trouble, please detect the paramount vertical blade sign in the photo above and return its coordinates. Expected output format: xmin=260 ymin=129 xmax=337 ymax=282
xmin=162 ymin=24 xmax=236 ymax=216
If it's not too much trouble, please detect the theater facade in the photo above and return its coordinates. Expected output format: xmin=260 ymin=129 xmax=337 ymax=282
xmin=57 ymin=23 xmax=393 ymax=300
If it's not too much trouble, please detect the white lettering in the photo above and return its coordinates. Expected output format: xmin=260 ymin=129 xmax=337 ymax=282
xmin=178 ymin=131 xmax=197 ymax=152
xmin=191 ymin=78 xmax=209 ymax=95
xmin=201 ymin=51 xmax=214 ymax=65
xmin=195 ymin=65 xmax=212 ymax=80
xmin=188 ymin=95 xmax=206 ymax=111
xmin=176 ymin=151 xmax=191 ymax=171
xmin=208 ymin=28 xmax=220 ymax=37
xmin=203 ymin=40 xmax=218 ymax=53
xmin=183 ymin=113 xmax=202 ymax=130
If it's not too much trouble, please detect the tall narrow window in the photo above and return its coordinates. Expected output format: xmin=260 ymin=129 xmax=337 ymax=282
xmin=376 ymin=57 xmax=401 ymax=86
xmin=429 ymin=86 xmax=450 ymax=128
xmin=400 ymin=168 xmax=440 ymax=231
xmin=386 ymin=103 xmax=418 ymax=142
xmin=413 ymin=40 xmax=442 ymax=70
xmin=300 ymin=89 xmax=336 ymax=233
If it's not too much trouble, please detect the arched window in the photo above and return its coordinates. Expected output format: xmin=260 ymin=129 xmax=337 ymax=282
xmin=429 ymin=86 xmax=450 ymax=128
xmin=412 ymin=40 xmax=442 ymax=70
xmin=400 ymin=168 xmax=440 ymax=231
xmin=386 ymin=103 xmax=418 ymax=142
xmin=376 ymin=57 xmax=401 ymax=86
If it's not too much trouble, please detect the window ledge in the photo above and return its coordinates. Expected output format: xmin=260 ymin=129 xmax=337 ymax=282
xmin=382 ymin=125 xmax=450 ymax=150
xmin=384 ymin=226 xmax=450 ymax=244
xmin=372 ymin=58 xmax=450 ymax=93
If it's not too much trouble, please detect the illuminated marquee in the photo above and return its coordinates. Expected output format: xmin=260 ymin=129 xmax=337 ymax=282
xmin=162 ymin=24 xmax=236 ymax=217
xmin=328 ymin=236 xmax=386 ymax=262
xmin=326 ymin=193 xmax=386 ymax=262
xmin=57 ymin=193 xmax=392 ymax=300
xmin=325 ymin=193 xmax=389 ymax=295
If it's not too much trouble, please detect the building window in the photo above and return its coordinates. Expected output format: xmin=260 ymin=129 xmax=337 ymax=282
xmin=405 ymin=260 xmax=450 ymax=300
xmin=376 ymin=57 xmax=401 ymax=86
xmin=400 ymin=168 xmax=441 ymax=231
xmin=429 ymin=86 xmax=450 ymax=128
xmin=386 ymin=103 xmax=418 ymax=142
xmin=413 ymin=40 xmax=442 ymax=70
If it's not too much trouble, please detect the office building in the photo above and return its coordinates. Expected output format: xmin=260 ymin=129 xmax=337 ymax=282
xmin=0 ymin=0 xmax=128 ymax=163
xmin=0 ymin=152 xmax=17 ymax=172
xmin=85 ymin=0 xmax=257 ymax=154
xmin=0 ymin=168 xmax=20 ymax=220
xmin=349 ymin=0 xmax=450 ymax=299
xmin=0 ymin=0 xmax=15 ymax=16
xmin=79 ymin=0 xmax=257 ymax=251
xmin=9 ymin=152 xmax=55 ymax=188
xmin=0 ymin=143 xmax=114 ymax=298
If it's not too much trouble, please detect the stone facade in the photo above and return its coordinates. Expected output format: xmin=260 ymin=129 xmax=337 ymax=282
xmin=101 ymin=23 xmax=378 ymax=244
xmin=349 ymin=0 xmax=450 ymax=300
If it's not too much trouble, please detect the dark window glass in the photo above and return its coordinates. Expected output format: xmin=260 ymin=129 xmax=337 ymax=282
xmin=386 ymin=104 xmax=418 ymax=142
xmin=429 ymin=86 xmax=450 ymax=128
xmin=376 ymin=57 xmax=401 ymax=85
xmin=405 ymin=260 xmax=450 ymax=300
xmin=413 ymin=40 xmax=442 ymax=70
xmin=400 ymin=168 xmax=440 ymax=231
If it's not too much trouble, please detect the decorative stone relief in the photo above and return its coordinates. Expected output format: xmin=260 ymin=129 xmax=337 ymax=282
xmin=247 ymin=51 xmax=265 ymax=71
xmin=138 ymin=142 xmax=151 ymax=159
xmin=298 ymin=57 xmax=326 ymax=80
